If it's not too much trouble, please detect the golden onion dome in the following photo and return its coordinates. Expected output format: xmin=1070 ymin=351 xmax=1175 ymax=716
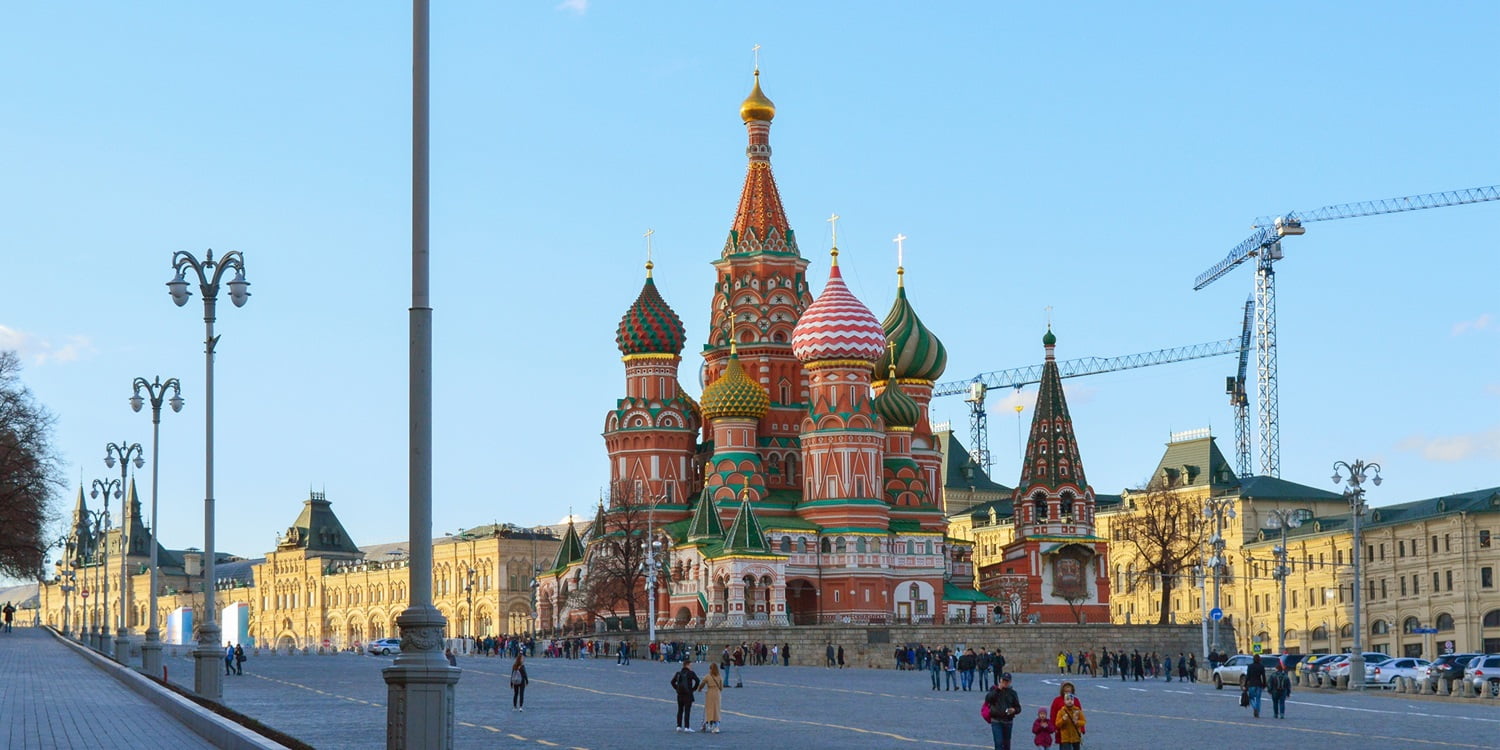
xmin=701 ymin=351 xmax=770 ymax=420
xmin=739 ymin=70 xmax=776 ymax=123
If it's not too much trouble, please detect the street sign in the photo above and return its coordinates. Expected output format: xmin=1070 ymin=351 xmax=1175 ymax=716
xmin=1210 ymin=607 xmax=1223 ymax=621
xmin=1445 ymin=640 xmax=1455 ymax=653
xmin=1413 ymin=627 xmax=1438 ymax=634
xmin=1252 ymin=643 xmax=1263 ymax=654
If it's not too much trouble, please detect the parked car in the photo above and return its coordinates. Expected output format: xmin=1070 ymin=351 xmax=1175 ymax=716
xmin=367 ymin=637 xmax=402 ymax=656
xmin=1300 ymin=653 xmax=1343 ymax=678
xmin=1212 ymin=654 xmax=1281 ymax=689
xmin=1371 ymin=657 xmax=1430 ymax=685
xmin=1463 ymin=654 xmax=1500 ymax=697
xmin=1279 ymin=653 xmax=1311 ymax=674
xmin=1423 ymin=653 xmax=1481 ymax=684
xmin=1326 ymin=652 xmax=1391 ymax=681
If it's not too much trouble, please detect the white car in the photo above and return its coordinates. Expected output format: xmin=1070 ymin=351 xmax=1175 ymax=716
xmin=1211 ymin=654 xmax=1280 ymax=689
xmin=1463 ymin=654 xmax=1500 ymax=697
xmin=1326 ymin=652 xmax=1391 ymax=681
xmin=367 ymin=637 xmax=402 ymax=656
xmin=1371 ymin=657 xmax=1430 ymax=685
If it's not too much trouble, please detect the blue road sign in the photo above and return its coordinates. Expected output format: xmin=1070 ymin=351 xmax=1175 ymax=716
xmin=1210 ymin=607 xmax=1223 ymax=621
xmin=1413 ymin=627 xmax=1439 ymax=634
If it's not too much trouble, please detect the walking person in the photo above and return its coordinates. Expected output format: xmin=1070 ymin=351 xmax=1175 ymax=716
xmin=2 ymin=602 xmax=13 ymax=633
xmin=929 ymin=648 xmax=943 ymax=690
xmin=698 ymin=662 xmax=724 ymax=733
xmin=984 ymin=672 xmax=1022 ymax=750
xmin=510 ymin=654 xmax=530 ymax=711
xmin=732 ymin=644 xmax=745 ymax=687
xmin=959 ymin=648 xmax=978 ymax=691
xmin=670 ymin=660 xmax=700 ymax=732
xmin=234 ymin=644 xmax=246 ymax=675
xmin=1267 ymin=662 xmax=1292 ymax=719
xmin=944 ymin=650 xmax=959 ymax=690
xmin=826 ymin=643 xmax=836 ymax=668
xmin=1187 ymin=654 xmax=1198 ymax=683
xmin=224 ymin=644 xmax=236 ymax=675
xmin=836 ymin=644 xmax=845 ymax=669
xmin=1245 ymin=655 xmax=1267 ymax=718
xmin=1054 ymin=694 xmax=1085 ymax=750
xmin=1163 ymin=654 xmax=1173 ymax=682
xmin=1030 ymin=708 xmax=1055 ymax=749
xmin=781 ymin=642 xmax=790 ymax=666
xmin=1177 ymin=653 xmax=1189 ymax=682
xmin=1056 ymin=651 xmax=1067 ymax=675
xmin=977 ymin=649 xmax=993 ymax=691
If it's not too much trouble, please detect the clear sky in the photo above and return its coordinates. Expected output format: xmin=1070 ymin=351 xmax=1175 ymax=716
xmin=3 ymin=2 xmax=1497 ymax=572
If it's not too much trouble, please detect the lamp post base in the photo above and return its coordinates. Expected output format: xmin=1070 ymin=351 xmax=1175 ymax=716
xmin=382 ymin=605 xmax=459 ymax=750
xmin=194 ymin=624 xmax=224 ymax=700
xmin=142 ymin=629 xmax=163 ymax=678
xmin=1348 ymin=655 xmax=1366 ymax=691
xmin=114 ymin=629 xmax=130 ymax=663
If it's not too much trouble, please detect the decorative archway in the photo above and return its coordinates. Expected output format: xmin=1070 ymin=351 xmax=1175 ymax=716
xmin=786 ymin=578 xmax=817 ymax=625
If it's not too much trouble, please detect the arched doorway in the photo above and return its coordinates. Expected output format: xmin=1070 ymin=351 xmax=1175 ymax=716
xmin=786 ymin=579 xmax=818 ymax=625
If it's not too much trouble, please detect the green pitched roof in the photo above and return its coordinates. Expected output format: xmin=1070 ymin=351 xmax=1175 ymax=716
xmin=938 ymin=430 xmax=1011 ymax=493
xmin=548 ymin=521 xmax=585 ymax=572
xmin=943 ymin=582 xmax=994 ymax=602
xmin=1234 ymin=475 xmax=1343 ymax=501
xmin=685 ymin=488 xmax=725 ymax=542
xmin=276 ymin=491 xmax=362 ymax=556
xmin=1149 ymin=434 xmax=1238 ymax=491
xmin=722 ymin=498 xmax=769 ymax=554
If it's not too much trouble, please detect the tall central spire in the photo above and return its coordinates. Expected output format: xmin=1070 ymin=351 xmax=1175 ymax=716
xmin=724 ymin=69 xmax=797 ymax=258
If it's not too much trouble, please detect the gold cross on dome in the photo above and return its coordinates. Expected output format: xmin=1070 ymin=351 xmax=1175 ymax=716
xmin=644 ymin=228 xmax=655 ymax=276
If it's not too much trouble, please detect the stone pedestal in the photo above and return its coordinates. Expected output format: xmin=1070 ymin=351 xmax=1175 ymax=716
xmin=382 ymin=606 xmax=459 ymax=749
xmin=142 ymin=630 xmax=163 ymax=681
xmin=194 ymin=624 xmax=224 ymax=700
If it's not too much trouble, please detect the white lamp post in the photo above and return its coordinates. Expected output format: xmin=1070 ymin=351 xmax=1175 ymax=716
xmin=168 ymin=249 xmax=249 ymax=700
xmin=1332 ymin=459 xmax=1381 ymax=690
xmin=131 ymin=376 xmax=183 ymax=677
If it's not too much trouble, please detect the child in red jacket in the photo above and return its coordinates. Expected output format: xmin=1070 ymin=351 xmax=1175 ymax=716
xmin=1031 ymin=708 xmax=1055 ymax=748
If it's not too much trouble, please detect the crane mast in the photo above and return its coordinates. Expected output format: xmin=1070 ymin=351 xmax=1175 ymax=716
xmin=1197 ymin=184 xmax=1500 ymax=478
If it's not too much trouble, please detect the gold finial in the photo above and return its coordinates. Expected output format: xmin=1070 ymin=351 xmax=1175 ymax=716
xmin=827 ymin=212 xmax=841 ymax=265
xmin=644 ymin=228 xmax=655 ymax=278
xmin=1045 ymin=305 xmax=1053 ymax=328
xmin=752 ymin=44 xmax=761 ymax=72
xmin=887 ymin=341 xmax=899 ymax=380
xmin=893 ymin=233 xmax=907 ymax=287
xmin=729 ymin=313 xmax=738 ymax=355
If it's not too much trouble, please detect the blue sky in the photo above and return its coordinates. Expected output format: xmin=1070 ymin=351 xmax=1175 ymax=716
xmin=3 ymin=2 xmax=1497 ymax=571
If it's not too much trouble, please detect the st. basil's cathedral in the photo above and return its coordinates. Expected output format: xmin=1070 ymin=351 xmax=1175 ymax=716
xmin=534 ymin=70 xmax=1110 ymax=631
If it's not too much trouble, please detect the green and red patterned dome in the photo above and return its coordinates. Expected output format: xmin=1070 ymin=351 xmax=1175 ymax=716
xmin=872 ymin=364 xmax=921 ymax=428
xmin=881 ymin=277 xmax=947 ymax=382
xmin=700 ymin=349 xmax=770 ymax=420
xmin=616 ymin=263 xmax=686 ymax=357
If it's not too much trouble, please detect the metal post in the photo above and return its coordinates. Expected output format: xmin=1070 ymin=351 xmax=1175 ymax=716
xmin=1334 ymin=459 xmax=1381 ymax=691
xmin=383 ymin=2 xmax=457 ymax=745
xmin=1198 ymin=564 xmax=1208 ymax=665
xmin=106 ymin=441 xmax=143 ymax=663
xmin=133 ymin=376 xmax=182 ymax=678
xmin=1277 ymin=526 xmax=1288 ymax=654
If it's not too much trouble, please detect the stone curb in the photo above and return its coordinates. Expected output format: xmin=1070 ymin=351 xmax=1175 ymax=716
xmin=50 ymin=629 xmax=296 ymax=750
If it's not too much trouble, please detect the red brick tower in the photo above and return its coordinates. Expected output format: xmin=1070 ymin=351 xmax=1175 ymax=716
xmin=603 ymin=260 xmax=701 ymax=521
xmin=702 ymin=70 xmax=813 ymax=506
xmin=997 ymin=328 xmax=1111 ymax=623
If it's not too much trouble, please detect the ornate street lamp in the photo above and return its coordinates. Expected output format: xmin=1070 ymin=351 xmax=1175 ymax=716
xmin=104 ymin=441 xmax=145 ymax=662
xmin=1263 ymin=509 xmax=1303 ymax=654
xmin=168 ymin=248 xmax=249 ymax=700
xmin=1333 ymin=459 xmax=1382 ymax=690
xmin=1203 ymin=496 xmax=1237 ymax=662
xmin=131 ymin=376 xmax=183 ymax=677
xmin=83 ymin=505 xmax=114 ymax=655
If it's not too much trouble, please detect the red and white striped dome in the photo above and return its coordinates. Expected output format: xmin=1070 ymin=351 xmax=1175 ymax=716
xmin=792 ymin=262 xmax=887 ymax=364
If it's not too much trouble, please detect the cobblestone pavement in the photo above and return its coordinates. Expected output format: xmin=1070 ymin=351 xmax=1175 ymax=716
xmin=164 ymin=649 xmax=1500 ymax=749
xmin=0 ymin=627 xmax=210 ymax=749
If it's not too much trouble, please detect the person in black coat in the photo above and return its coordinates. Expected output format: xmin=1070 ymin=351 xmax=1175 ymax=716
xmin=984 ymin=672 xmax=1022 ymax=750
xmin=1245 ymin=657 xmax=1268 ymax=718
xmin=671 ymin=661 xmax=701 ymax=732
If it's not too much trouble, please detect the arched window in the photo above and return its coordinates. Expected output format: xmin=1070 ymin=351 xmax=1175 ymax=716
xmin=1483 ymin=610 xmax=1500 ymax=628
xmin=1371 ymin=619 xmax=1390 ymax=635
xmin=856 ymin=538 xmax=867 ymax=553
xmin=820 ymin=538 xmax=831 ymax=554
xmin=909 ymin=583 xmax=920 ymax=600
xmin=924 ymin=539 xmax=934 ymax=555
xmin=1436 ymin=613 xmax=1455 ymax=631
xmin=1403 ymin=616 xmax=1421 ymax=634
xmin=1311 ymin=625 xmax=1328 ymax=640
xmin=871 ymin=539 xmax=882 ymax=554
xmin=779 ymin=536 xmax=791 ymax=553
xmin=1033 ymin=492 xmax=1048 ymax=522
xmin=835 ymin=538 xmax=847 ymax=554
xmin=1060 ymin=492 xmax=1075 ymax=519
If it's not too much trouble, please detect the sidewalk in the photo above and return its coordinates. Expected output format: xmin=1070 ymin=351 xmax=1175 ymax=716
xmin=0 ymin=626 xmax=219 ymax=749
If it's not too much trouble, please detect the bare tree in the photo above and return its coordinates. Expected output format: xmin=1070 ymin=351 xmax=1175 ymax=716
xmin=566 ymin=483 xmax=661 ymax=628
xmin=1113 ymin=479 xmax=1208 ymax=625
xmin=0 ymin=351 xmax=63 ymax=579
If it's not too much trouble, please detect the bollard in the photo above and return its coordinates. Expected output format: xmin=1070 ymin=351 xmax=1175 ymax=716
xmin=1336 ymin=675 xmax=1349 ymax=689
xmin=1438 ymin=678 xmax=1451 ymax=696
xmin=1394 ymin=676 xmax=1406 ymax=693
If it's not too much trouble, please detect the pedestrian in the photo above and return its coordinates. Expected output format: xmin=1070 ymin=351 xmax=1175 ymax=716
xmin=670 ymin=660 xmax=700 ymax=732
xmin=837 ymin=644 xmax=845 ymax=669
xmin=1267 ymin=662 xmax=1292 ymax=719
xmin=234 ymin=644 xmax=246 ymax=675
xmin=1056 ymin=651 xmax=1067 ymax=674
xmin=510 ymin=653 xmax=530 ymax=711
xmin=984 ymin=672 xmax=1022 ymax=750
xmin=977 ymin=649 xmax=993 ymax=691
xmin=1030 ymin=708 xmax=1055 ymax=749
xmin=732 ymin=644 xmax=745 ymax=687
xmin=2 ymin=602 xmax=13 ymax=633
xmin=1116 ymin=652 xmax=1127 ymax=682
xmin=445 ymin=648 xmax=457 ymax=667
xmin=1047 ymin=682 xmax=1082 ymax=747
xmin=224 ymin=643 xmax=236 ymax=675
xmin=959 ymin=648 xmax=978 ymax=691
xmin=826 ymin=643 xmax=836 ymax=668
xmin=1245 ymin=655 xmax=1268 ymax=718
xmin=1187 ymin=653 xmax=1198 ymax=682
xmin=1054 ymin=694 xmax=1085 ymax=750
xmin=698 ymin=662 xmax=724 ymax=733
xmin=782 ymin=642 xmax=790 ymax=666
xmin=1177 ymin=652 xmax=1189 ymax=682
xmin=945 ymin=650 xmax=959 ymax=690
xmin=1163 ymin=654 xmax=1173 ymax=682
xmin=929 ymin=648 xmax=943 ymax=690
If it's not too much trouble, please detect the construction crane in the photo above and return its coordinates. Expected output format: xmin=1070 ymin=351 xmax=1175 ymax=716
xmin=1226 ymin=297 xmax=1254 ymax=478
xmin=1195 ymin=185 xmax=1500 ymax=478
xmin=934 ymin=338 xmax=1242 ymax=476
